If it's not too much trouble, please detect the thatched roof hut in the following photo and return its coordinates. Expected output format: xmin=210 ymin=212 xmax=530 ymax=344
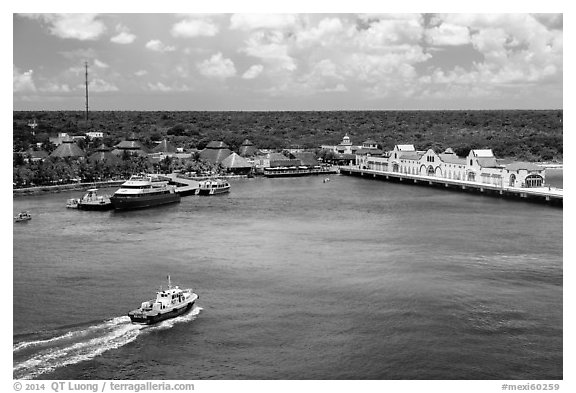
xmin=221 ymin=152 xmax=252 ymax=174
xmin=113 ymin=133 xmax=148 ymax=156
xmin=152 ymin=139 xmax=177 ymax=154
xmin=50 ymin=137 xmax=85 ymax=159
xmin=239 ymin=139 xmax=258 ymax=157
xmin=199 ymin=141 xmax=232 ymax=164
xmin=89 ymin=144 xmax=121 ymax=164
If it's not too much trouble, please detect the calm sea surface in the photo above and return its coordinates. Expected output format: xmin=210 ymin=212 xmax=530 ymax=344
xmin=13 ymin=173 xmax=563 ymax=380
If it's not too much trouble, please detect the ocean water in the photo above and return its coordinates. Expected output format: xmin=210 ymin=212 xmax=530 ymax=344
xmin=13 ymin=174 xmax=562 ymax=380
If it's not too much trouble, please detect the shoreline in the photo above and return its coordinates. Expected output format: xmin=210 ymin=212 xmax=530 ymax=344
xmin=13 ymin=180 xmax=125 ymax=196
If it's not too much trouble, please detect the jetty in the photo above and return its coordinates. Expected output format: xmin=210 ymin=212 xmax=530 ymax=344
xmin=339 ymin=166 xmax=563 ymax=206
xmin=165 ymin=174 xmax=200 ymax=196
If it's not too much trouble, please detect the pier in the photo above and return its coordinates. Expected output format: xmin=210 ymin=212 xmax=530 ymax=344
xmin=339 ymin=166 xmax=563 ymax=206
xmin=165 ymin=174 xmax=200 ymax=196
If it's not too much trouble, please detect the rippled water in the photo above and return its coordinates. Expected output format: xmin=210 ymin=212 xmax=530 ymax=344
xmin=13 ymin=174 xmax=562 ymax=379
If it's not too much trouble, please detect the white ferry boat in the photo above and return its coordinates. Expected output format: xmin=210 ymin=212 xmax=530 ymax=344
xmin=77 ymin=188 xmax=113 ymax=211
xmin=14 ymin=211 xmax=32 ymax=222
xmin=128 ymin=276 xmax=198 ymax=325
xmin=197 ymin=179 xmax=230 ymax=195
xmin=110 ymin=174 xmax=180 ymax=210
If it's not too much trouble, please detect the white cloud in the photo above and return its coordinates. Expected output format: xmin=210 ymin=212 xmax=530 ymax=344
xmin=94 ymin=59 xmax=109 ymax=68
xmin=426 ymin=23 xmax=470 ymax=46
xmin=296 ymin=17 xmax=345 ymax=47
xmin=88 ymin=78 xmax=119 ymax=93
xmin=147 ymin=82 xmax=172 ymax=92
xmin=39 ymin=83 xmax=71 ymax=93
xmin=145 ymin=39 xmax=176 ymax=52
xmin=171 ymin=18 xmax=219 ymax=37
xmin=242 ymin=64 xmax=264 ymax=79
xmin=197 ymin=53 xmax=236 ymax=79
xmin=241 ymin=31 xmax=296 ymax=71
xmin=111 ymin=25 xmax=136 ymax=44
xmin=135 ymin=70 xmax=148 ymax=77
xmin=230 ymin=14 xmax=297 ymax=31
xmin=23 ymin=14 xmax=106 ymax=40
xmin=13 ymin=66 xmax=36 ymax=92
xmin=323 ymin=84 xmax=348 ymax=92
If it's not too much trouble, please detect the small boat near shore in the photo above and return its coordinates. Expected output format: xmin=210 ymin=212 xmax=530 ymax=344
xmin=77 ymin=188 xmax=113 ymax=211
xmin=128 ymin=276 xmax=198 ymax=325
xmin=196 ymin=179 xmax=230 ymax=195
xmin=110 ymin=174 xmax=180 ymax=210
xmin=14 ymin=211 xmax=32 ymax=222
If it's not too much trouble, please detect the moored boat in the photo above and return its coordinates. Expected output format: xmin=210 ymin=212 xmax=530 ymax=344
xmin=77 ymin=188 xmax=113 ymax=211
xmin=14 ymin=211 xmax=32 ymax=222
xmin=110 ymin=174 xmax=180 ymax=210
xmin=196 ymin=179 xmax=230 ymax=195
xmin=66 ymin=198 xmax=79 ymax=209
xmin=128 ymin=276 xmax=198 ymax=325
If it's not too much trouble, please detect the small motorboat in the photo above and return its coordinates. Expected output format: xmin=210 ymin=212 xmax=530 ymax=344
xmin=14 ymin=211 xmax=32 ymax=222
xmin=196 ymin=179 xmax=230 ymax=195
xmin=66 ymin=198 xmax=79 ymax=209
xmin=128 ymin=276 xmax=198 ymax=325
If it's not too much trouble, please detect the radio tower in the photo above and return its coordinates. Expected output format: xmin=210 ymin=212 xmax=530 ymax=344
xmin=85 ymin=61 xmax=89 ymax=122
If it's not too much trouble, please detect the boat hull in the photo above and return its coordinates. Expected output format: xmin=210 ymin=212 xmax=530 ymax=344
xmin=110 ymin=193 xmax=180 ymax=210
xmin=197 ymin=187 xmax=230 ymax=195
xmin=128 ymin=299 xmax=195 ymax=325
xmin=77 ymin=201 xmax=114 ymax=211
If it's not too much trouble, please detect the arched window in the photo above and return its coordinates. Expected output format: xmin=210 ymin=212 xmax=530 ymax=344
xmin=427 ymin=165 xmax=435 ymax=177
xmin=525 ymin=174 xmax=543 ymax=188
xmin=509 ymin=174 xmax=516 ymax=187
xmin=467 ymin=172 xmax=475 ymax=182
xmin=393 ymin=163 xmax=399 ymax=172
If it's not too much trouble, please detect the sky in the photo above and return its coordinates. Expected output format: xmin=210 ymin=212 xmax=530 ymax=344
xmin=12 ymin=12 xmax=563 ymax=111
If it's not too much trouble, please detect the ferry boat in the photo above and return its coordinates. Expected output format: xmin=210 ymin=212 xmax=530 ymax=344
xmin=14 ymin=211 xmax=32 ymax=222
xmin=110 ymin=174 xmax=180 ymax=210
xmin=66 ymin=198 xmax=79 ymax=209
xmin=128 ymin=276 xmax=198 ymax=325
xmin=263 ymin=165 xmax=338 ymax=178
xmin=197 ymin=179 xmax=230 ymax=195
xmin=77 ymin=188 xmax=113 ymax=211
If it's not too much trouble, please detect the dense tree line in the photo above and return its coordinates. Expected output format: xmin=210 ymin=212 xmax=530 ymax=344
xmin=13 ymin=110 xmax=562 ymax=187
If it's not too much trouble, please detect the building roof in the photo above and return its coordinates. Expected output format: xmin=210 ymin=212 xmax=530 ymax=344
xmin=152 ymin=139 xmax=177 ymax=153
xmin=25 ymin=148 xmax=49 ymax=160
xmin=50 ymin=139 xmax=85 ymax=158
xmin=396 ymin=144 xmax=416 ymax=151
xmin=269 ymin=159 xmax=301 ymax=167
xmin=89 ymin=150 xmax=121 ymax=164
xmin=239 ymin=139 xmax=258 ymax=157
xmin=472 ymin=149 xmax=494 ymax=158
xmin=221 ymin=152 xmax=252 ymax=169
xmin=363 ymin=138 xmax=378 ymax=145
xmin=291 ymin=152 xmax=319 ymax=166
xmin=505 ymin=162 xmax=543 ymax=171
xmin=356 ymin=148 xmax=384 ymax=156
xmin=476 ymin=157 xmax=499 ymax=168
xmin=439 ymin=153 xmax=466 ymax=165
xmin=398 ymin=151 xmax=422 ymax=160
xmin=268 ymin=152 xmax=290 ymax=161
xmin=206 ymin=140 xmax=229 ymax=149
xmin=199 ymin=145 xmax=232 ymax=164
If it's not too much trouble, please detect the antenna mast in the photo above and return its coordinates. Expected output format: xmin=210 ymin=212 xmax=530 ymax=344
xmin=85 ymin=61 xmax=89 ymax=122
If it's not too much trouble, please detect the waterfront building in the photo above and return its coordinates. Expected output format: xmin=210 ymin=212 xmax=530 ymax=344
xmin=85 ymin=131 xmax=104 ymax=139
xmin=50 ymin=136 xmax=85 ymax=159
xmin=289 ymin=151 xmax=320 ymax=168
xmin=321 ymin=133 xmax=359 ymax=154
xmin=199 ymin=141 xmax=233 ymax=164
xmin=358 ymin=139 xmax=547 ymax=189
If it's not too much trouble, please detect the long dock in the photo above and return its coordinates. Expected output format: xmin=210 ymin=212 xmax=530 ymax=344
xmin=165 ymin=174 xmax=200 ymax=196
xmin=339 ymin=166 xmax=563 ymax=206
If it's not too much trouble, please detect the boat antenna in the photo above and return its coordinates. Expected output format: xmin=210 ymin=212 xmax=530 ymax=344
xmin=167 ymin=274 xmax=171 ymax=289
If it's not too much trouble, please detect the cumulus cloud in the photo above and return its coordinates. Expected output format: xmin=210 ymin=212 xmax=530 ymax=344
xmin=22 ymin=14 xmax=106 ymax=40
xmin=242 ymin=64 xmax=264 ymax=79
xmin=111 ymin=25 xmax=136 ymax=44
xmin=241 ymin=31 xmax=297 ymax=71
xmin=171 ymin=17 xmax=219 ymax=37
xmin=88 ymin=78 xmax=119 ymax=93
xmin=426 ymin=23 xmax=470 ymax=46
xmin=39 ymin=83 xmax=71 ymax=93
xmin=230 ymin=14 xmax=297 ymax=31
xmin=145 ymin=39 xmax=176 ymax=52
xmin=94 ymin=59 xmax=109 ymax=68
xmin=135 ymin=70 xmax=148 ymax=77
xmin=13 ymin=66 xmax=36 ymax=92
xmin=197 ymin=53 xmax=236 ymax=79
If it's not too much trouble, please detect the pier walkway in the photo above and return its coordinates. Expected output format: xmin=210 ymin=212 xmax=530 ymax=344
xmin=339 ymin=166 xmax=563 ymax=206
xmin=165 ymin=174 xmax=200 ymax=196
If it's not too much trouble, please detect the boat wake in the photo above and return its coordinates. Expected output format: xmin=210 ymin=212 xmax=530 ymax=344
xmin=13 ymin=307 xmax=202 ymax=380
